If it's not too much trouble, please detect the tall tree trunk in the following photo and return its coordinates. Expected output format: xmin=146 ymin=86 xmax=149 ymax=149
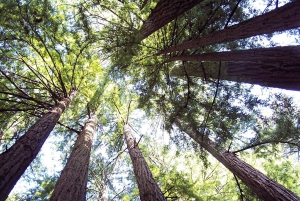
xmin=170 ymin=60 xmax=300 ymax=91
xmin=140 ymin=0 xmax=204 ymax=40
xmin=160 ymin=1 xmax=300 ymax=54
xmin=166 ymin=46 xmax=300 ymax=62
xmin=123 ymin=124 xmax=166 ymax=201
xmin=175 ymin=118 xmax=300 ymax=201
xmin=50 ymin=114 xmax=97 ymax=201
xmin=0 ymin=90 xmax=76 ymax=201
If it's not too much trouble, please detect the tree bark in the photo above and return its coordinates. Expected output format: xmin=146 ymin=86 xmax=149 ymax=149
xmin=0 ymin=90 xmax=76 ymax=201
xmin=50 ymin=114 xmax=97 ymax=201
xmin=166 ymin=45 xmax=300 ymax=62
xmin=175 ymin=118 xmax=300 ymax=201
xmin=171 ymin=60 xmax=300 ymax=91
xmin=140 ymin=0 xmax=204 ymax=40
xmin=123 ymin=124 xmax=166 ymax=201
xmin=160 ymin=1 xmax=300 ymax=54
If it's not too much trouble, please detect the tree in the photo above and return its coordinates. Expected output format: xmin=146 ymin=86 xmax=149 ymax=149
xmin=159 ymin=1 xmax=300 ymax=54
xmin=50 ymin=114 xmax=98 ymax=201
xmin=0 ymin=90 xmax=76 ymax=201
xmin=166 ymin=46 xmax=300 ymax=62
xmin=139 ymin=0 xmax=205 ymax=40
xmin=175 ymin=118 xmax=300 ymax=201
xmin=124 ymin=124 xmax=166 ymax=201
xmin=50 ymin=72 xmax=109 ymax=200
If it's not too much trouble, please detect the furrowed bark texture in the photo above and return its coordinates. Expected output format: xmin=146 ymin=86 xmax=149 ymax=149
xmin=171 ymin=60 xmax=300 ymax=91
xmin=50 ymin=115 xmax=97 ymax=201
xmin=167 ymin=46 xmax=300 ymax=62
xmin=140 ymin=0 xmax=204 ymax=40
xmin=175 ymin=119 xmax=300 ymax=201
xmin=160 ymin=1 xmax=300 ymax=53
xmin=0 ymin=91 xmax=76 ymax=201
xmin=124 ymin=124 xmax=166 ymax=201
xmin=224 ymin=61 xmax=300 ymax=91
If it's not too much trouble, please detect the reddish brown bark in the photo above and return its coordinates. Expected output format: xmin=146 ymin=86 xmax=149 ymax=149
xmin=160 ymin=1 xmax=300 ymax=54
xmin=0 ymin=90 xmax=76 ymax=201
xmin=175 ymin=119 xmax=300 ymax=201
xmin=140 ymin=0 xmax=204 ymax=40
xmin=171 ymin=60 xmax=300 ymax=91
xmin=224 ymin=61 xmax=300 ymax=91
xmin=50 ymin=115 xmax=97 ymax=201
xmin=124 ymin=124 xmax=166 ymax=201
xmin=166 ymin=45 xmax=300 ymax=62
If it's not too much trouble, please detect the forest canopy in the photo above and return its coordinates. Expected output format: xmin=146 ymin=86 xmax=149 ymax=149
xmin=0 ymin=0 xmax=300 ymax=200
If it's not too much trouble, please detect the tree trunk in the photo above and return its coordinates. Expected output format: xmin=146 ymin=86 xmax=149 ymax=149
xmin=175 ymin=118 xmax=300 ymax=201
xmin=140 ymin=0 xmax=204 ymax=40
xmin=166 ymin=45 xmax=300 ymax=62
xmin=123 ymin=124 xmax=166 ymax=201
xmin=170 ymin=60 xmax=300 ymax=91
xmin=160 ymin=1 xmax=300 ymax=54
xmin=50 ymin=114 xmax=97 ymax=201
xmin=0 ymin=90 xmax=76 ymax=201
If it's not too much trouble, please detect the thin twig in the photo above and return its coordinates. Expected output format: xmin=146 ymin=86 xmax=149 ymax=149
xmin=233 ymin=174 xmax=244 ymax=201
xmin=57 ymin=121 xmax=81 ymax=134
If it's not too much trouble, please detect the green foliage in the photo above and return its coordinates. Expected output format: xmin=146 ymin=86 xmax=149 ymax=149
xmin=2 ymin=0 xmax=300 ymax=200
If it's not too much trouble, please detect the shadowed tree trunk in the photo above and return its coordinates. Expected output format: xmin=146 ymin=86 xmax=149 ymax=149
xmin=140 ymin=0 xmax=204 ymax=40
xmin=160 ymin=1 xmax=300 ymax=53
xmin=175 ymin=118 xmax=300 ymax=201
xmin=0 ymin=90 xmax=76 ymax=201
xmin=170 ymin=59 xmax=300 ymax=91
xmin=50 ymin=114 xmax=98 ymax=201
xmin=123 ymin=124 xmax=166 ymax=201
xmin=166 ymin=46 xmax=300 ymax=62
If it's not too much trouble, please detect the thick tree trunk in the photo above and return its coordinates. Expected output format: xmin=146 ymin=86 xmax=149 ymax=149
xmin=160 ymin=1 xmax=300 ymax=53
xmin=0 ymin=90 xmax=76 ymax=201
xmin=140 ymin=0 xmax=204 ymax=40
xmin=50 ymin=114 xmax=97 ymax=201
xmin=175 ymin=119 xmax=300 ymax=201
xmin=123 ymin=124 xmax=166 ymax=201
xmin=170 ymin=60 xmax=300 ymax=91
xmin=166 ymin=46 xmax=300 ymax=62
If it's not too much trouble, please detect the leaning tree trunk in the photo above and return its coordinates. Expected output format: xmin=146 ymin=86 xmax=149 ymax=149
xmin=166 ymin=46 xmax=300 ymax=62
xmin=50 ymin=114 xmax=97 ymax=201
xmin=123 ymin=124 xmax=166 ymax=201
xmin=0 ymin=90 xmax=76 ymax=201
xmin=171 ymin=60 xmax=300 ymax=91
xmin=175 ymin=119 xmax=300 ymax=201
xmin=168 ymin=46 xmax=300 ymax=91
xmin=160 ymin=1 xmax=300 ymax=53
xmin=140 ymin=0 xmax=204 ymax=40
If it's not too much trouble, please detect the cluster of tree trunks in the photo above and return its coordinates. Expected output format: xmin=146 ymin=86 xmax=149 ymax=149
xmin=175 ymin=118 xmax=300 ymax=201
xmin=2 ymin=0 xmax=300 ymax=200
xmin=159 ymin=1 xmax=300 ymax=53
xmin=160 ymin=1 xmax=300 ymax=90
xmin=50 ymin=115 xmax=97 ymax=201
xmin=0 ymin=90 xmax=76 ymax=201
xmin=168 ymin=46 xmax=300 ymax=91
xmin=123 ymin=124 xmax=166 ymax=201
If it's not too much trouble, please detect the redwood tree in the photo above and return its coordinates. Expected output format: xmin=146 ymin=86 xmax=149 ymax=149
xmin=139 ymin=0 xmax=204 ymax=40
xmin=175 ymin=118 xmax=300 ymax=201
xmin=0 ymin=90 xmax=76 ymax=201
xmin=124 ymin=124 xmax=166 ymax=201
xmin=50 ymin=114 xmax=97 ymax=201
